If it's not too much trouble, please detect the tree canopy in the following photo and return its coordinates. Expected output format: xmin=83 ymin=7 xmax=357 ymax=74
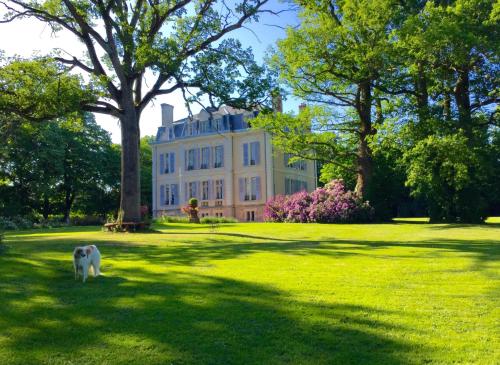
xmin=2 ymin=0 xmax=276 ymax=221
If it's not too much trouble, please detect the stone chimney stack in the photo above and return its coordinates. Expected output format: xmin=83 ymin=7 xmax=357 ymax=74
xmin=272 ymin=94 xmax=283 ymax=113
xmin=299 ymin=103 xmax=307 ymax=113
xmin=161 ymin=103 xmax=174 ymax=126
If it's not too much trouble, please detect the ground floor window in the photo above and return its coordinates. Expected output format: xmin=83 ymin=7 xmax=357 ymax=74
xmin=285 ymin=178 xmax=308 ymax=195
xmin=215 ymin=212 xmax=224 ymax=218
xmin=246 ymin=211 xmax=256 ymax=222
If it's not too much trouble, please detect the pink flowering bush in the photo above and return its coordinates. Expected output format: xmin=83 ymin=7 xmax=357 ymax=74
xmin=264 ymin=180 xmax=373 ymax=223
xmin=263 ymin=194 xmax=288 ymax=222
xmin=283 ymin=190 xmax=313 ymax=223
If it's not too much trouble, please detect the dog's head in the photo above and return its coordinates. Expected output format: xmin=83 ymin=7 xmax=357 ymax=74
xmin=73 ymin=247 xmax=86 ymax=259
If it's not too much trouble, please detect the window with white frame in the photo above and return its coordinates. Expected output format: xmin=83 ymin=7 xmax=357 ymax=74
xmin=241 ymin=177 xmax=260 ymax=201
xmin=284 ymin=153 xmax=307 ymax=170
xmin=215 ymin=179 xmax=224 ymax=200
xmin=285 ymin=178 xmax=308 ymax=195
xmin=161 ymin=184 xmax=178 ymax=206
xmin=243 ymin=142 xmax=260 ymax=166
xmin=214 ymin=145 xmax=224 ymax=168
xmin=187 ymin=149 xmax=196 ymax=170
xmin=201 ymin=147 xmax=210 ymax=169
xmin=214 ymin=118 xmax=223 ymax=131
xmin=200 ymin=120 xmax=210 ymax=133
xmin=188 ymin=181 xmax=197 ymax=199
xmin=202 ymin=181 xmax=209 ymax=201
xmin=164 ymin=152 xmax=175 ymax=174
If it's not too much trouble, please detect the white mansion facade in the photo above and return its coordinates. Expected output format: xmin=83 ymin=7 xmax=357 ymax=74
xmin=151 ymin=103 xmax=317 ymax=221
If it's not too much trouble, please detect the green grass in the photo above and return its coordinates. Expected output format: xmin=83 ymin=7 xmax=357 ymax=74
xmin=1 ymin=220 xmax=499 ymax=364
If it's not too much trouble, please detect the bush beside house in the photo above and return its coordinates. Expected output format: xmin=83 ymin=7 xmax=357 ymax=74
xmin=264 ymin=180 xmax=374 ymax=223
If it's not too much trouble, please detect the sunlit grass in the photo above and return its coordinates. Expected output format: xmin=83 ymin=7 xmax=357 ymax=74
xmin=1 ymin=220 xmax=499 ymax=364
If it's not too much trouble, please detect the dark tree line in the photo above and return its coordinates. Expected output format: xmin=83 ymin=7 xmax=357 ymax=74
xmin=255 ymin=0 xmax=499 ymax=222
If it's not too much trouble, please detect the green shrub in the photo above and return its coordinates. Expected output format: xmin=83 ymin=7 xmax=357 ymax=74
xmin=0 ymin=217 xmax=19 ymax=230
xmin=154 ymin=215 xmax=190 ymax=223
xmin=11 ymin=216 xmax=34 ymax=229
xmin=70 ymin=215 xmax=104 ymax=226
xmin=188 ymin=198 xmax=198 ymax=207
xmin=200 ymin=216 xmax=238 ymax=224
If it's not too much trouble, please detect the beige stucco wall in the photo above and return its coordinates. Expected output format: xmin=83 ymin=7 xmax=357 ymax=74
xmin=153 ymin=127 xmax=317 ymax=222
xmin=272 ymin=150 xmax=317 ymax=196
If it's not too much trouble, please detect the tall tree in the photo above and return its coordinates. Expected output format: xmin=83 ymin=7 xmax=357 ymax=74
xmin=2 ymin=0 xmax=274 ymax=221
xmin=262 ymin=0 xmax=401 ymax=199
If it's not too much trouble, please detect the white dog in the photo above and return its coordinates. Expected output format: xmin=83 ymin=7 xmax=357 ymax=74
xmin=73 ymin=245 xmax=101 ymax=282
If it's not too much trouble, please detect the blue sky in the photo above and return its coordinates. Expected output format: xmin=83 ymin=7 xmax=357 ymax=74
xmin=0 ymin=1 xmax=301 ymax=142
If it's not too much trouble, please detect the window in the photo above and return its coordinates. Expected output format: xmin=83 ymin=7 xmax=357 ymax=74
xmin=214 ymin=118 xmax=223 ymax=131
xmin=215 ymin=212 xmax=223 ymax=217
xmin=214 ymin=145 xmax=224 ymax=168
xmin=284 ymin=153 xmax=307 ymax=170
xmin=200 ymin=120 xmax=209 ymax=134
xmin=160 ymin=184 xmax=178 ymax=206
xmin=201 ymin=147 xmax=210 ymax=169
xmin=246 ymin=211 xmax=255 ymax=222
xmin=285 ymin=178 xmax=308 ymax=195
xmin=243 ymin=142 xmax=260 ymax=166
xmin=160 ymin=152 xmax=175 ymax=174
xmin=187 ymin=148 xmax=198 ymax=171
xmin=215 ymin=179 xmax=224 ymax=200
xmin=188 ymin=181 xmax=197 ymax=199
xmin=202 ymin=181 xmax=209 ymax=201
xmin=240 ymin=176 xmax=261 ymax=201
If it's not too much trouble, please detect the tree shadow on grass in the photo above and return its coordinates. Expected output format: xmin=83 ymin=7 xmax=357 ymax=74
xmin=5 ymin=228 xmax=499 ymax=271
xmin=0 ymin=256 xmax=420 ymax=365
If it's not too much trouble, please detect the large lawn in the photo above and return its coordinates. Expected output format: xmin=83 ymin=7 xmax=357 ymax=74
xmin=1 ymin=221 xmax=499 ymax=364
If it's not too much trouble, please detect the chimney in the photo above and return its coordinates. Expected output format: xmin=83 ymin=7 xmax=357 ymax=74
xmin=299 ymin=103 xmax=307 ymax=113
xmin=161 ymin=103 xmax=174 ymax=126
xmin=272 ymin=94 xmax=283 ymax=113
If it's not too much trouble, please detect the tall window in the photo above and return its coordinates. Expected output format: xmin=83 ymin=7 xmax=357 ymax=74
xmin=243 ymin=142 xmax=260 ymax=166
xmin=161 ymin=184 xmax=178 ymax=206
xmin=214 ymin=145 xmax=224 ymax=168
xmin=160 ymin=152 xmax=175 ymax=174
xmin=201 ymin=147 xmax=210 ymax=169
xmin=202 ymin=181 xmax=209 ymax=200
xmin=240 ymin=177 xmax=260 ymax=201
xmin=187 ymin=149 xmax=196 ymax=170
xmin=188 ymin=181 xmax=197 ymax=199
xmin=215 ymin=179 xmax=224 ymax=199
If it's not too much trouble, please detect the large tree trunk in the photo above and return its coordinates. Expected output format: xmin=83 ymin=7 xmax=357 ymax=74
xmin=454 ymin=66 xmax=472 ymax=139
xmin=415 ymin=63 xmax=429 ymax=124
xmin=42 ymin=194 xmax=50 ymax=220
xmin=355 ymin=81 xmax=373 ymax=199
xmin=120 ymin=102 xmax=142 ymax=222
xmin=63 ymin=190 xmax=74 ymax=225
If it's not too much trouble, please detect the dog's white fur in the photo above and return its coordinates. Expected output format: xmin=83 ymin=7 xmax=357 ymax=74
xmin=73 ymin=245 xmax=101 ymax=282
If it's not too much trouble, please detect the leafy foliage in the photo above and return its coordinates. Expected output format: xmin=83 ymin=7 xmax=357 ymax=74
xmin=264 ymin=180 xmax=373 ymax=223
xmin=404 ymin=133 xmax=488 ymax=223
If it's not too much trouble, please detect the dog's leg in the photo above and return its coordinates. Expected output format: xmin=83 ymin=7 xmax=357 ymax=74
xmin=82 ymin=265 xmax=88 ymax=283
xmin=93 ymin=256 xmax=101 ymax=277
